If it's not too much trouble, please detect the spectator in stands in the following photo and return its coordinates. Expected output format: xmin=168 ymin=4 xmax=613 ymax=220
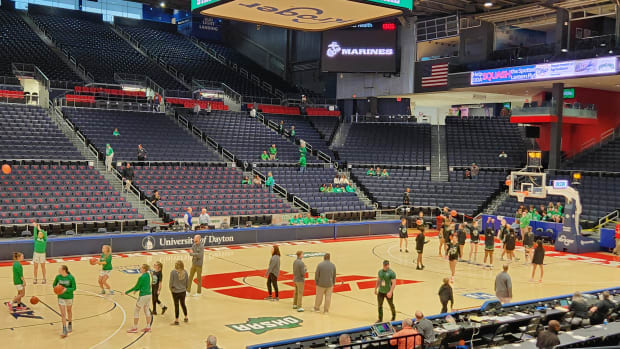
xmin=113 ymin=128 xmax=120 ymax=137
xmin=278 ymin=120 xmax=284 ymax=135
xmin=205 ymin=335 xmax=219 ymax=349
xmin=314 ymin=253 xmax=336 ymax=314
xmin=299 ymin=154 xmax=306 ymax=173
xmin=375 ymin=260 xmax=397 ymax=322
xmin=333 ymin=175 xmax=341 ymax=184
xmin=137 ymin=144 xmax=147 ymax=161
xmin=299 ymin=141 xmax=307 ymax=158
xmin=415 ymin=311 xmax=435 ymax=345
xmin=205 ymin=103 xmax=211 ymax=115
xmin=390 ymin=318 xmax=421 ymax=349
xmin=403 ymin=188 xmax=410 ymax=206
xmin=500 ymin=106 xmax=510 ymax=117
xmin=536 ymin=320 xmax=560 ymax=349
xmin=193 ymin=103 xmax=200 ymax=116
xmin=292 ymin=250 xmax=306 ymax=312
xmin=242 ymin=176 xmax=251 ymax=185
xmin=589 ymin=291 xmax=614 ymax=325
xmin=464 ymin=169 xmax=471 ymax=180
xmin=199 ymin=208 xmax=210 ymax=229
xmin=340 ymin=175 xmax=349 ymax=185
xmin=260 ymin=150 xmax=269 ymax=161
xmin=438 ymin=277 xmax=454 ymax=314
xmin=187 ymin=234 xmax=203 ymax=296
xmin=495 ymin=264 xmax=513 ymax=304
xmin=556 ymin=202 xmax=563 ymax=215
xmin=121 ymin=163 xmax=134 ymax=192
xmin=264 ymin=245 xmax=281 ymax=301
xmin=150 ymin=190 xmax=160 ymax=205
xmin=366 ymin=168 xmax=375 ymax=176
xmin=336 ymin=185 xmax=345 ymax=193
xmin=252 ymin=175 xmax=262 ymax=186
xmin=249 ymin=106 xmax=257 ymax=118
xmin=105 ymin=144 xmax=114 ymax=172
xmin=268 ymin=144 xmax=277 ymax=160
xmin=327 ymin=184 xmax=334 ymax=192
xmin=569 ymin=292 xmax=590 ymax=327
xmin=470 ymin=163 xmax=480 ymax=178
xmin=338 ymin=334 xmax=351 ymax=346
xmin=499 ymin=151 xmax=508 ymax=158
xmin=183 ymin=208 xmax=193 ymax=231
xmin=375 ymin=167 xmax=381 ymax=176
xmin=381 ymin=169 xmax=389 ymax=177
xmin=319 ymin=184 xmax=327 ymax=192
xmin=345 ymin=183 xmax=355 ymax=193
xmin=289 ymin=126 xmax=295 ymax=141
xmin=265 ymin=172 xmax=275 ymax=192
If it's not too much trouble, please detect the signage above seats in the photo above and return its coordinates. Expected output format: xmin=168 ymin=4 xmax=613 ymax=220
xmin=321 ymin=28 xmax=398 ymax=72
xmin=470 ymin=57 xmax=618 ymax=86
xmin=190 ymin=0 xmax=411 ymax=31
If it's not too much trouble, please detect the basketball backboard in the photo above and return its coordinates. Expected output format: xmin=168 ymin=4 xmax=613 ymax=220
xmin=508 ymin=171 xmax=546 ymax=202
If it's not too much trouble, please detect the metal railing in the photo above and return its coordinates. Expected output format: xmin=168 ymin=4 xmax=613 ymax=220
xmin=292 ymin=196 xmax=310 ymax=212
xmin=354 ymin=114 xmax=416 ymax=123
xmin=222 ymin=148 xmax=235 ymax=162
xmin=0 ymin=75 xmax=20 ymax=86
xmin=597 ymin=210 xmax=619 ymax=228
xmin=241 ymin=95 xmax=282 ymax=105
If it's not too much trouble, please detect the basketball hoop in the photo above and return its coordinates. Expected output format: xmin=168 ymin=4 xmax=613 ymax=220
xmin=515 ymin=191 xmax=529 ymax=202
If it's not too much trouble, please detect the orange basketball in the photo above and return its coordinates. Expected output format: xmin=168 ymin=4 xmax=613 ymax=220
xmin=416 ymin=219 xmax=423 ymax=226
xmin=30 ymin=296 xmax=39 ymax=305
xmin=505 ymin=179 xmax=511 ymax=186
xmin=450 ymin=210 xmax=457 ymax=217
xmin=89 ymin=257 xmax=98 ymax=265
xmin=1 ymin=164 xmax=10 ymax=175
xmin=53 ymin=284 xmax=65 ymax=295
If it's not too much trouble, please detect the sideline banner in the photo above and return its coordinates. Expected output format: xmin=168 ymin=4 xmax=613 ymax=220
xmin=0 ymin=221 xmax=399 ymax=260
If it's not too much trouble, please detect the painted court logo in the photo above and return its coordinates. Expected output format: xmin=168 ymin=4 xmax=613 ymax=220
xmin=227 ymin=316 xmax=302 ymax=334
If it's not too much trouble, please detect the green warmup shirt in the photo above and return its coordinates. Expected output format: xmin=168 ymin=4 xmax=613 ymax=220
xmin=242 ymin=179 xmax=250 ymax=185
xmin=320 ymin=187 xmax=326 ymax=192
xmin=377 ymin=268 xmax=396 ymax=294
xmin=106 ymin=147 xmax=114 ymax=156
xmin=533 ymin=212 xmax=542 ymax=221
xmin=100 ymin=253 xmax=112 ymax=271
xmin=261 ymin=153 xmax=269 ymax=160
xmin=53 ymin=274 xmax=76 ymax=299
xmin=299 ymin=156 xmax=306 ymax=167
xmin=127 ymin=273 xmax=151 ymax=296
xmin=289 ymin=217 xmax=297 ymax=225
xmin=265 ymin=177 xmax=274 ymax=187
xmin=269 ymin=147 xmax=277 ymax=155
xmin=291 ymin=130 xmax=295 ymax=137
xmin=366 ymin=170 xmax=375 ymax=176
xmin=113 ymin=130 xmax=120 ymax=136
xmin=520 ymin=214 xmax=531 ymax=230
xmin=557 ymin=205 xmax=563 ymax=215
xmin=33 ymin=226 xmax=47 ymax=253
xmin=13 ymin=261 xmax=23 ymax=285
xmin=345 ymin=185 xmax=355 ymax=193
xmin=302 ymin=217 xmax=311 ymax=225
xmin=299 ymin=147 xmax=306 ymax=156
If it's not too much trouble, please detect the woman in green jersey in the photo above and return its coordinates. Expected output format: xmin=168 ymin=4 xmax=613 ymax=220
xmin=97 ymin=245 xmax=113 ymax=295
xmin=53 ymin=265 xmax=76 ymax=338
xmin=126 ymin=264 xmax=152 ymax=333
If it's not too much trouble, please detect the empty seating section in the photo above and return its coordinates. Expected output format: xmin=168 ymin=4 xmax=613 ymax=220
xmin=565 ymin=138 xmax=620 ymax=171
xmin=352 ymin=168 xmax=506 ymax=215
xmin=335 ymin=124 xmax=431 ymax=165
xmin=307 ymin=107 xmax=340 ymax=117
xmin=0 ymin=104 xmax=82 ymax=160
xmin=262 ymin=167 xmax=370 ymax=213
xmin=309 ymin=116 xmax=339 ymax=142
xmin=256 ymin=104 xmax=300 ymax=115
xmin=494 ymin=175 xmax=620 ymax=222
xmin=0 ymin=9 xmax=81 ymax=82
xmin=166 ymin=98 xmax=228 ymax=111
xmin=62 ymin=108 xmax=219 ymax=162
xmin=0 ymin=164 xmax=143 ymax=232
xmin=185 ymin=111 xmax=319 ymax=163
xmin=74 ymin=86 xmax=146 ymax=99
xmin=446 ymin=117 xmax=527 ymax=167
xmin=31 ymin=14 xmax=184 ymax=90
xmin=117 ymin=25 xmax=269 ymax=97
xmin=263 ymin=114 xmax=334 ymax=158
xmin=132 ymin=165 xmax=296 ymax=217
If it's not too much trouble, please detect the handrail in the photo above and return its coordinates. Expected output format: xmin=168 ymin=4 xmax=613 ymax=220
xmin=274 ymin=183 xmax=287 ymax=197
xmin=598 ymin=210 xmax=619 ymax=228
xmin=317 ymin=150 xmax=331 ymax=163
xmin=579 ymin=138 xmax=597 ymax=152
xmin=292 ymin=196 xmax=310 ymax=212
xmin=221 ymin=147 xmax=235 ymax=162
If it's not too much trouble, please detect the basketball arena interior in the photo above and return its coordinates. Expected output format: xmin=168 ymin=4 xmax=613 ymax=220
xmin=0 ymin=0 xmax=620 ymax=347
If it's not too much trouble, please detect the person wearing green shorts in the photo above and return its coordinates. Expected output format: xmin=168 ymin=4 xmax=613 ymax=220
xmin=53 ymin=265 xmax=76 ymax=338
xmin=126 ymin=264 xmax=152 ymax=333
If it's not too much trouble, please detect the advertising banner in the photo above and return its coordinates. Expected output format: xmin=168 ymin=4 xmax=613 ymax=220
xmin=471 ymin=57 xmax=618 ymax=86
xmin=321 ymin=29 xmax=397 ymax=72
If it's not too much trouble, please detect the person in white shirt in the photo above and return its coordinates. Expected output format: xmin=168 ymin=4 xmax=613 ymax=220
xmin=193 ymin=103 xmax=200 ymax=116
xmin=199 ymin=208 xmax=210 ymax=229
xmin=249 ymin=107 xmax=257 ymax=118
xmin=206 ymin=103 xmax=212 ymax=115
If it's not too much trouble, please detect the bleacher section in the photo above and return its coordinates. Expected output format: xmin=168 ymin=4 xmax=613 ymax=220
xmin=184 ymin=110 xmax=320 ymax=164
xmin=565 ymin=137 xmax=620 ymax=172
xmin=61 ymin=108 xmax=220 ymax=162
xmin=446 ymin=116 xmax=527 ymax=167
xmin=352 ymin=168 xmax=505 ymax=215
xmin=263 ymin=113 xmax=334 ymax=158
xmin=308 ymin=116 xmax=339 ymax=143
xmin=166 ymin=97 xmax=228 ymax=111
xmin=30 ymin=13 xmax=185 ymax=90
xmin=494 ymin=175 xmax=620 ymax=222
xmin=0 ymin=104 xmax=82 ymax=160
xmin=335 ymin=123 xmax=431 ymax=165
xmin=116 ymin=25 xmax=270 ymax=97
xmin=261 ymin=166 xmax=370 ymax=213
xmin=132 ymin=165 xmax=296 ymax=219
xmin=0 ymin=164 xmax=144 ymax=237
xmin=0 ymin=9 xmax=81 ymax=83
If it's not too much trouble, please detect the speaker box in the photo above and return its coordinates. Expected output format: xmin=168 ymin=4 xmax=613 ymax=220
xmin=526 ymin=126 xmax=540 ymax=138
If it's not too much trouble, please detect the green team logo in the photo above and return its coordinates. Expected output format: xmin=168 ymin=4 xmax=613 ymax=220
xmin=286 ymin=252 xmax=326 ymax=258
xmin=226 ymin=316 xmax=303 ymax=334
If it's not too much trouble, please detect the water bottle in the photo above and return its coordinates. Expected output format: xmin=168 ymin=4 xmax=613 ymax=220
xmin=603 ymin=319 xmax=608 ymax=326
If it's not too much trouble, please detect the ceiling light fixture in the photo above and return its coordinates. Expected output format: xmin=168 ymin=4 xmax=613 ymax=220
xmin=160 ymin=2 xmax=165 ymax=7
xmin=484 ymin=2 xmax=493 ymax=7
xmin=561 ymin=48 xmax=568 ymax=53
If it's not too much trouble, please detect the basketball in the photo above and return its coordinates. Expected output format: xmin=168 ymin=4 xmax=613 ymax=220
xmin=416 ymin=219 xmax=423 ymax=226
xmin=451 ymin=210 xmax=457 ymax=217
xmin=53 ymin=284 xmax=65 ymax=295
xmin=89 ymin=257 xmax=98 ymax=265
xmin=30 ymin=296 xmax=39 ymax=305
xmin=1 ymin=164 xmax=10 ymax=175
xmin=505 ymin=179 xmax=511 ymax=186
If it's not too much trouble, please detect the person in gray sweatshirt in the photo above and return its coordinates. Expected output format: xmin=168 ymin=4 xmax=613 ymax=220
xmin=314 ymin=253 xmax=336 ymax=314
xmin=265 ymin=245 xmax=281 ymax=301
xmin=293 ymin=251 xmax=307 ymax=312
xmin=169 ymin=260 xmax=189 ymax=325
xmin=187 ymin=235 xmax=204 ymax=296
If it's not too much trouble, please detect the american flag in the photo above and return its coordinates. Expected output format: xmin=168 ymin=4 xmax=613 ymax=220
xmin=421 ymin=63 xmax=449 ymax=88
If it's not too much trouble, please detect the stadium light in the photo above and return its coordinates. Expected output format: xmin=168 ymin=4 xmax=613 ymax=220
xmin=484 ymin=2 xmax=493 ymax=7
xmin=160 ymin=2 xmax=165 ymax=7
xmin=572 ymin=172 xmax=582 ymax=185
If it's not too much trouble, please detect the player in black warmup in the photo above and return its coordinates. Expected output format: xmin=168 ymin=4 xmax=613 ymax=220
xmin=504 ymin=229 xmax=517 ymax=262
xmin=457 ymin=224 xmax=467 ymax=260
xmin=151 ymin=262 xmax=167 ymax=315
xmin=415 ymin=227 xmax=428 ymax=270
xmin=398 ymin=218 xmax=409 ymax=253
xmin=446 ymin=234 xmax=460 ymax=282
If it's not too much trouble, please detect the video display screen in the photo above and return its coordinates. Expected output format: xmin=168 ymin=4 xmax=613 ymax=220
xmin=321 ymin=29 xmax=398 ymax=73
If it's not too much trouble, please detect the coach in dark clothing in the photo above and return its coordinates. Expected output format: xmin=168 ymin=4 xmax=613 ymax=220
xmin=536 ymin=320 xmax=560 ymax=349
xmin=121 ymin=163 xmax=134 ymax=192
xmin=137 ymin=144 xmax=147 ymax=161
xmin=589 ymin=291 xmax=615 ymax=325
xmin=403 ymin=188 xmax=410 ymax=206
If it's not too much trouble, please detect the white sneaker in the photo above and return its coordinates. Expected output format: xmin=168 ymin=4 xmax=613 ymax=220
xmin=297 ymin=308 xmax=304 ymax=312
xmin=191 ymin=293 xmax=200 ymax=297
